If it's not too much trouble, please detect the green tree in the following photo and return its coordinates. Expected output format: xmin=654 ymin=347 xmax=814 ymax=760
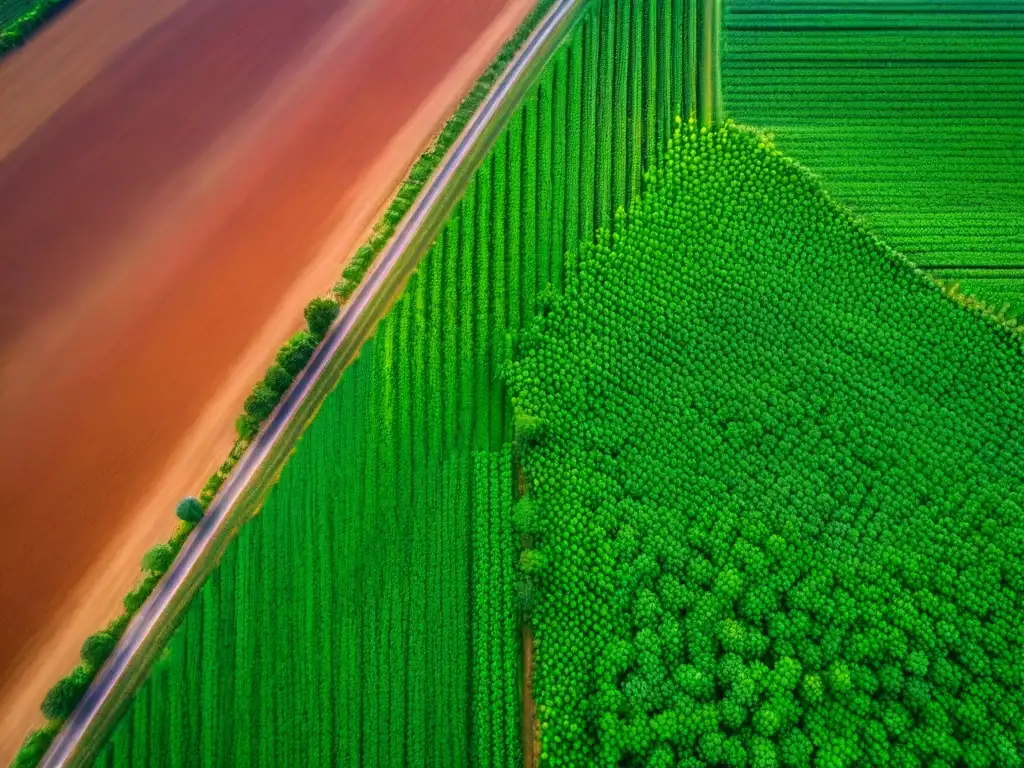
xmin=10 ymin=725 xmax=58 ymax=768
xmin=520 ymin=549 xmax=547 ymax=575
xmin=80 ymin=632 xmax=117 ymax=669
xmin=275 ymin=331 xmax=318 ymax=376
xmin=243 ymin=382 xmax=279 ymax=422
xmin=235 ymin=414 xmax=259 ymax=441
xmin=304 ymin=297 xmax=340 ymax=340
xmin=263 ymin=364 xmax=293 ymax=397
xmin=141 ymin=544 xmax=174 ymax=574
xmin=512 ymin=497 xmax=541 ymax=535
xmin=41 ymin=667 xmax=90 ymax=720
xmin=176 ymin=497 xmax=204 ymax=524
xmin=513 ymin=410 xmax=546 ymax=445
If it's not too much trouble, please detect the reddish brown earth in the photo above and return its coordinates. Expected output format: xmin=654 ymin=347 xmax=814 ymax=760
xmin=0 ymin=0 xmax=532 ymax=758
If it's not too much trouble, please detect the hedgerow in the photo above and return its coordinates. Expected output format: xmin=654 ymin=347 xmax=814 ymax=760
xmin=508 ymin=120 xmax=1024 ymax=767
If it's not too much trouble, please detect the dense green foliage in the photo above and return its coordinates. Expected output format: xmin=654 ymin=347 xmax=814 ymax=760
xmin=303 ymin=296 xmax=340 ymax=339
xmin=723 ymin=0 xmax=1024 ymax=315
xmin=0 ymin=0 xmax=74 ymax=55
xmin=40 ymin=668 xmax=89 ymax=721
xmin=174 ymin=497 xmax=204 ymax=525
xmin=13 ymin=9 xmax=581 ymax=757
xmin=508 ymin=120 xmax=1024 ymax=767
xmin=8 ymin=723 xmax=59 ymax=768
xmin=0 ymin=0 xmax=41 ymax=26
xmin=81 ymin=1 xmax=702 ymax=765
xmin=79 ymin=632 xmax=116 ymax=670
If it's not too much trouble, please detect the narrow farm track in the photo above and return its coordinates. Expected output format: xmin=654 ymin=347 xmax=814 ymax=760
xmin=723 ymin=0 xmax=1024 ymax=315
xmin=0 ymin=0 xmax=534 ymax=760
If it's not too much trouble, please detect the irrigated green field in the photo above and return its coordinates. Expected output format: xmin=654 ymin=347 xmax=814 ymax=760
xmin=510 ymin=120 xmax=1024 ymax=768
xmin=0 ymin=0 xmax=39 ymax=25
xmin=723 ymin=0 xmax=1024 ymax=317
xmin=87 ymin=1 xmax=703 ymax=765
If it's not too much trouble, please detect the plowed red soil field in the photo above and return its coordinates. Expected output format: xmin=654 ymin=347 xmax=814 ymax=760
xmin=0 ymin=0 xmax=532 ymax=757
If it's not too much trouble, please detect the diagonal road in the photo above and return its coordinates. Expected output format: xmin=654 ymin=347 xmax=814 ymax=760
xmin=0 ymin=0 xmax=535 ymax=758
xmin=38 ymin=0 xmax=581 ymax=764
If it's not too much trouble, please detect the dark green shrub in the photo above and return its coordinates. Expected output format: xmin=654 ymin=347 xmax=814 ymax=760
xmin=263 ymin=364 xmax=293 ymax=396
xmin=41 ymin=666 xmax=89 ymax=720
xmin=175 ymin=496 xmax=204 ymax=524
xmin=275 ymin=331 xmax=317 ymax=376
xmin=141 ymin=544 xmax=173 ymax=574
xmin=516 ymin=576 xmax=536 ymax=615
xmin=235 ymin=414 xmax=259 ymax=441
xmin=167 ymin=522 xmax=194 ymax=555
xmin=200 ymin=472 xmax=225 ymax=503
xmin=0 ymin=0 xmax=76 ymax=56
xmin=513 ymin=411 xmax=545 ymax=444
xmin=80 ymin=632 xmax=116 ymax=669
xmin=123 ymin=573 xmax=160 ymax=615
xmin=352 ymin=245 xmax=373 ymax=267
xmin=519 ymin=549 xmax=546 ymax=575
xmin=243 ymin=382 xmax=279 ymax=422
xmin=304 ymin=296 xmax=340 ymax=339
xmin=11 ymin=722 xmax=59 ymax=768
xmin=340 ymin=263 xmax=362 ymax=284
xmin=104 ymin=614 xmax=130 ymax=641
xmin=333 ymin=279 xmax=356 ymax=300
xmin=512 ymin=497 xmax=540 ymax=536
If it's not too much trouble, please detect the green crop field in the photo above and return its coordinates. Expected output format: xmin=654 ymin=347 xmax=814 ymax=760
xmin=722 ymin=0 xmax=1024 ymax=318
xmin=509 ymin=121 xmax=1024 ymax=766
xmin=20 ymin=0 xmax=1024 ymax=766
xmin=82 ymin=1 xmax=706 ymax=765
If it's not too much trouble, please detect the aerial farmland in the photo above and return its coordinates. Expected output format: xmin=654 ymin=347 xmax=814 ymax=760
xmin=1 ymin=0 xmax=1023 ymax=766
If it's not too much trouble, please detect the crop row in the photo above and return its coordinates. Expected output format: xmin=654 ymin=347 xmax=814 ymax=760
xmin=471 ymin=447 xmax=520 ymax=767
xmin=722 ymin=0 xmax=1024 ymax=317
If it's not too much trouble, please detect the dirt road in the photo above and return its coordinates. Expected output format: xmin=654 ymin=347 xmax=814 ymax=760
xmin=0 ymin=0 xmax=532 ymax=758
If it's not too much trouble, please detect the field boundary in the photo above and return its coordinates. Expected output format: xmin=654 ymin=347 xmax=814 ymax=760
xmin=34 ymin=1 xmax=584 ymax=765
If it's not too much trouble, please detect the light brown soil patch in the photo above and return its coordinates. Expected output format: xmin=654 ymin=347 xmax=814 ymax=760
xmin=0 ymin=0 xmax=533 ymax=759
